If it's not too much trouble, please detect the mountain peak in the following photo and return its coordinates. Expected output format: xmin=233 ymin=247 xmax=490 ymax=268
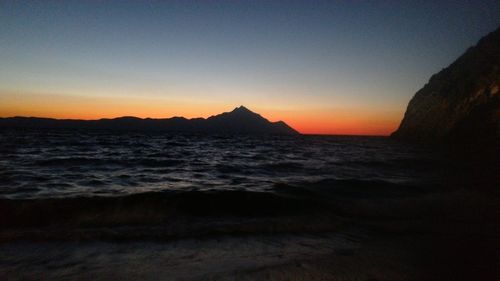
xmin=231 ymin=105 xmax=253 ymax=113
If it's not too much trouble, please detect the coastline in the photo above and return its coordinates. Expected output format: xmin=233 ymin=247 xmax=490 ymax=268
xmin=1 ymin=184 xmax=497 ymax=280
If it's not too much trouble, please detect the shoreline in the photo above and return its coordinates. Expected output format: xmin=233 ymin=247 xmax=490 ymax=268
xmin=1 ymin=186 xmax=498 ymax=280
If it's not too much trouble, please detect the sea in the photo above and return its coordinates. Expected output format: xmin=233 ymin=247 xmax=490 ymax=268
xmin=1 ymin=130 xmax=499 ymax=280
xmin=0 ymin=130 xmax=497 ymax=199
xmin=0 ymin=130 xmax=432 ymax=198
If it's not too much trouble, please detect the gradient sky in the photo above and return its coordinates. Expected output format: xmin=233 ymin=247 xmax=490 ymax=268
xmin=1 ymin=1 xmax=499 ymax=135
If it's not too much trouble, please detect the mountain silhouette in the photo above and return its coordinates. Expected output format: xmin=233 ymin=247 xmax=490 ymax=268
xmin=392 ymin=27 xmax=500 ymax=143
xmin=0 ymin=106 xmax=299 ymax=135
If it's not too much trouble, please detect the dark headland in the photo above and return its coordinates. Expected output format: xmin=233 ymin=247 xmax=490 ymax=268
xmin=0 ymin=105 xmax=299 ymax=135
xmin=392 ymin=27 xmax=500 ymax=143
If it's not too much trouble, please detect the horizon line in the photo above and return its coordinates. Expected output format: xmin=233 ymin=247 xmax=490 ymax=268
xmin=0 ymin=114 xmax=393 ymax=137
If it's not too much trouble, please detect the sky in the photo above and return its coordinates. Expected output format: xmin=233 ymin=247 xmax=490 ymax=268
xmin=1 ymin=1 xmax=499 ymax=135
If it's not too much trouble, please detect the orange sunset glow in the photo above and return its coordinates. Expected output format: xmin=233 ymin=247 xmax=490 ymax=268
xmin=0 ymin=91 xmax=402 ymax=135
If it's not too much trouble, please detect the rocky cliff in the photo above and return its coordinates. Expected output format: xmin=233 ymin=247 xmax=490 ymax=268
xmin=392 ymin=27 xmax=500 ymax=143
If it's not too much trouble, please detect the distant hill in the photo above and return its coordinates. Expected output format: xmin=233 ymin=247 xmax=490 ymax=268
xmin=0 ymin=106 xmax=299 ymax=135
xmin=392 ymin=27 xmax=500 ymax=143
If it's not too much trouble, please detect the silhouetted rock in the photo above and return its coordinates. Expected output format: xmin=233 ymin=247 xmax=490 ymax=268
xmin=392 ymin=27 xmax=500 ymax=143
xmin=0 ymin=106 xmax=299 ymax=135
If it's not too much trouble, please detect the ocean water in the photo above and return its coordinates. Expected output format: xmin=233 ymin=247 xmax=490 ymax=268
xmin=1 ymin=130 xmax=499 ymax=280
xmin=0 ymin=130 xmax=456 ymax=199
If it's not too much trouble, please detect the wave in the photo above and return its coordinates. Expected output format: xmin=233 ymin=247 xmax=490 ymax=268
xmin=0 ymin=178 xmax=433 ymax=231
xmin=0 ymin=190 xmax=333 ymax=229
xmin=33 ymin=157 xmax=184 ymax=168
xmin=1 ymin=180 xmax=495 ymax=243
xmin=0 ymin=189 xmax=346 ymax=242
xmin=0 ymin=178 xmax=434 ymax=229
xmin=273 ymin=178 xmax=434 ymax=199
